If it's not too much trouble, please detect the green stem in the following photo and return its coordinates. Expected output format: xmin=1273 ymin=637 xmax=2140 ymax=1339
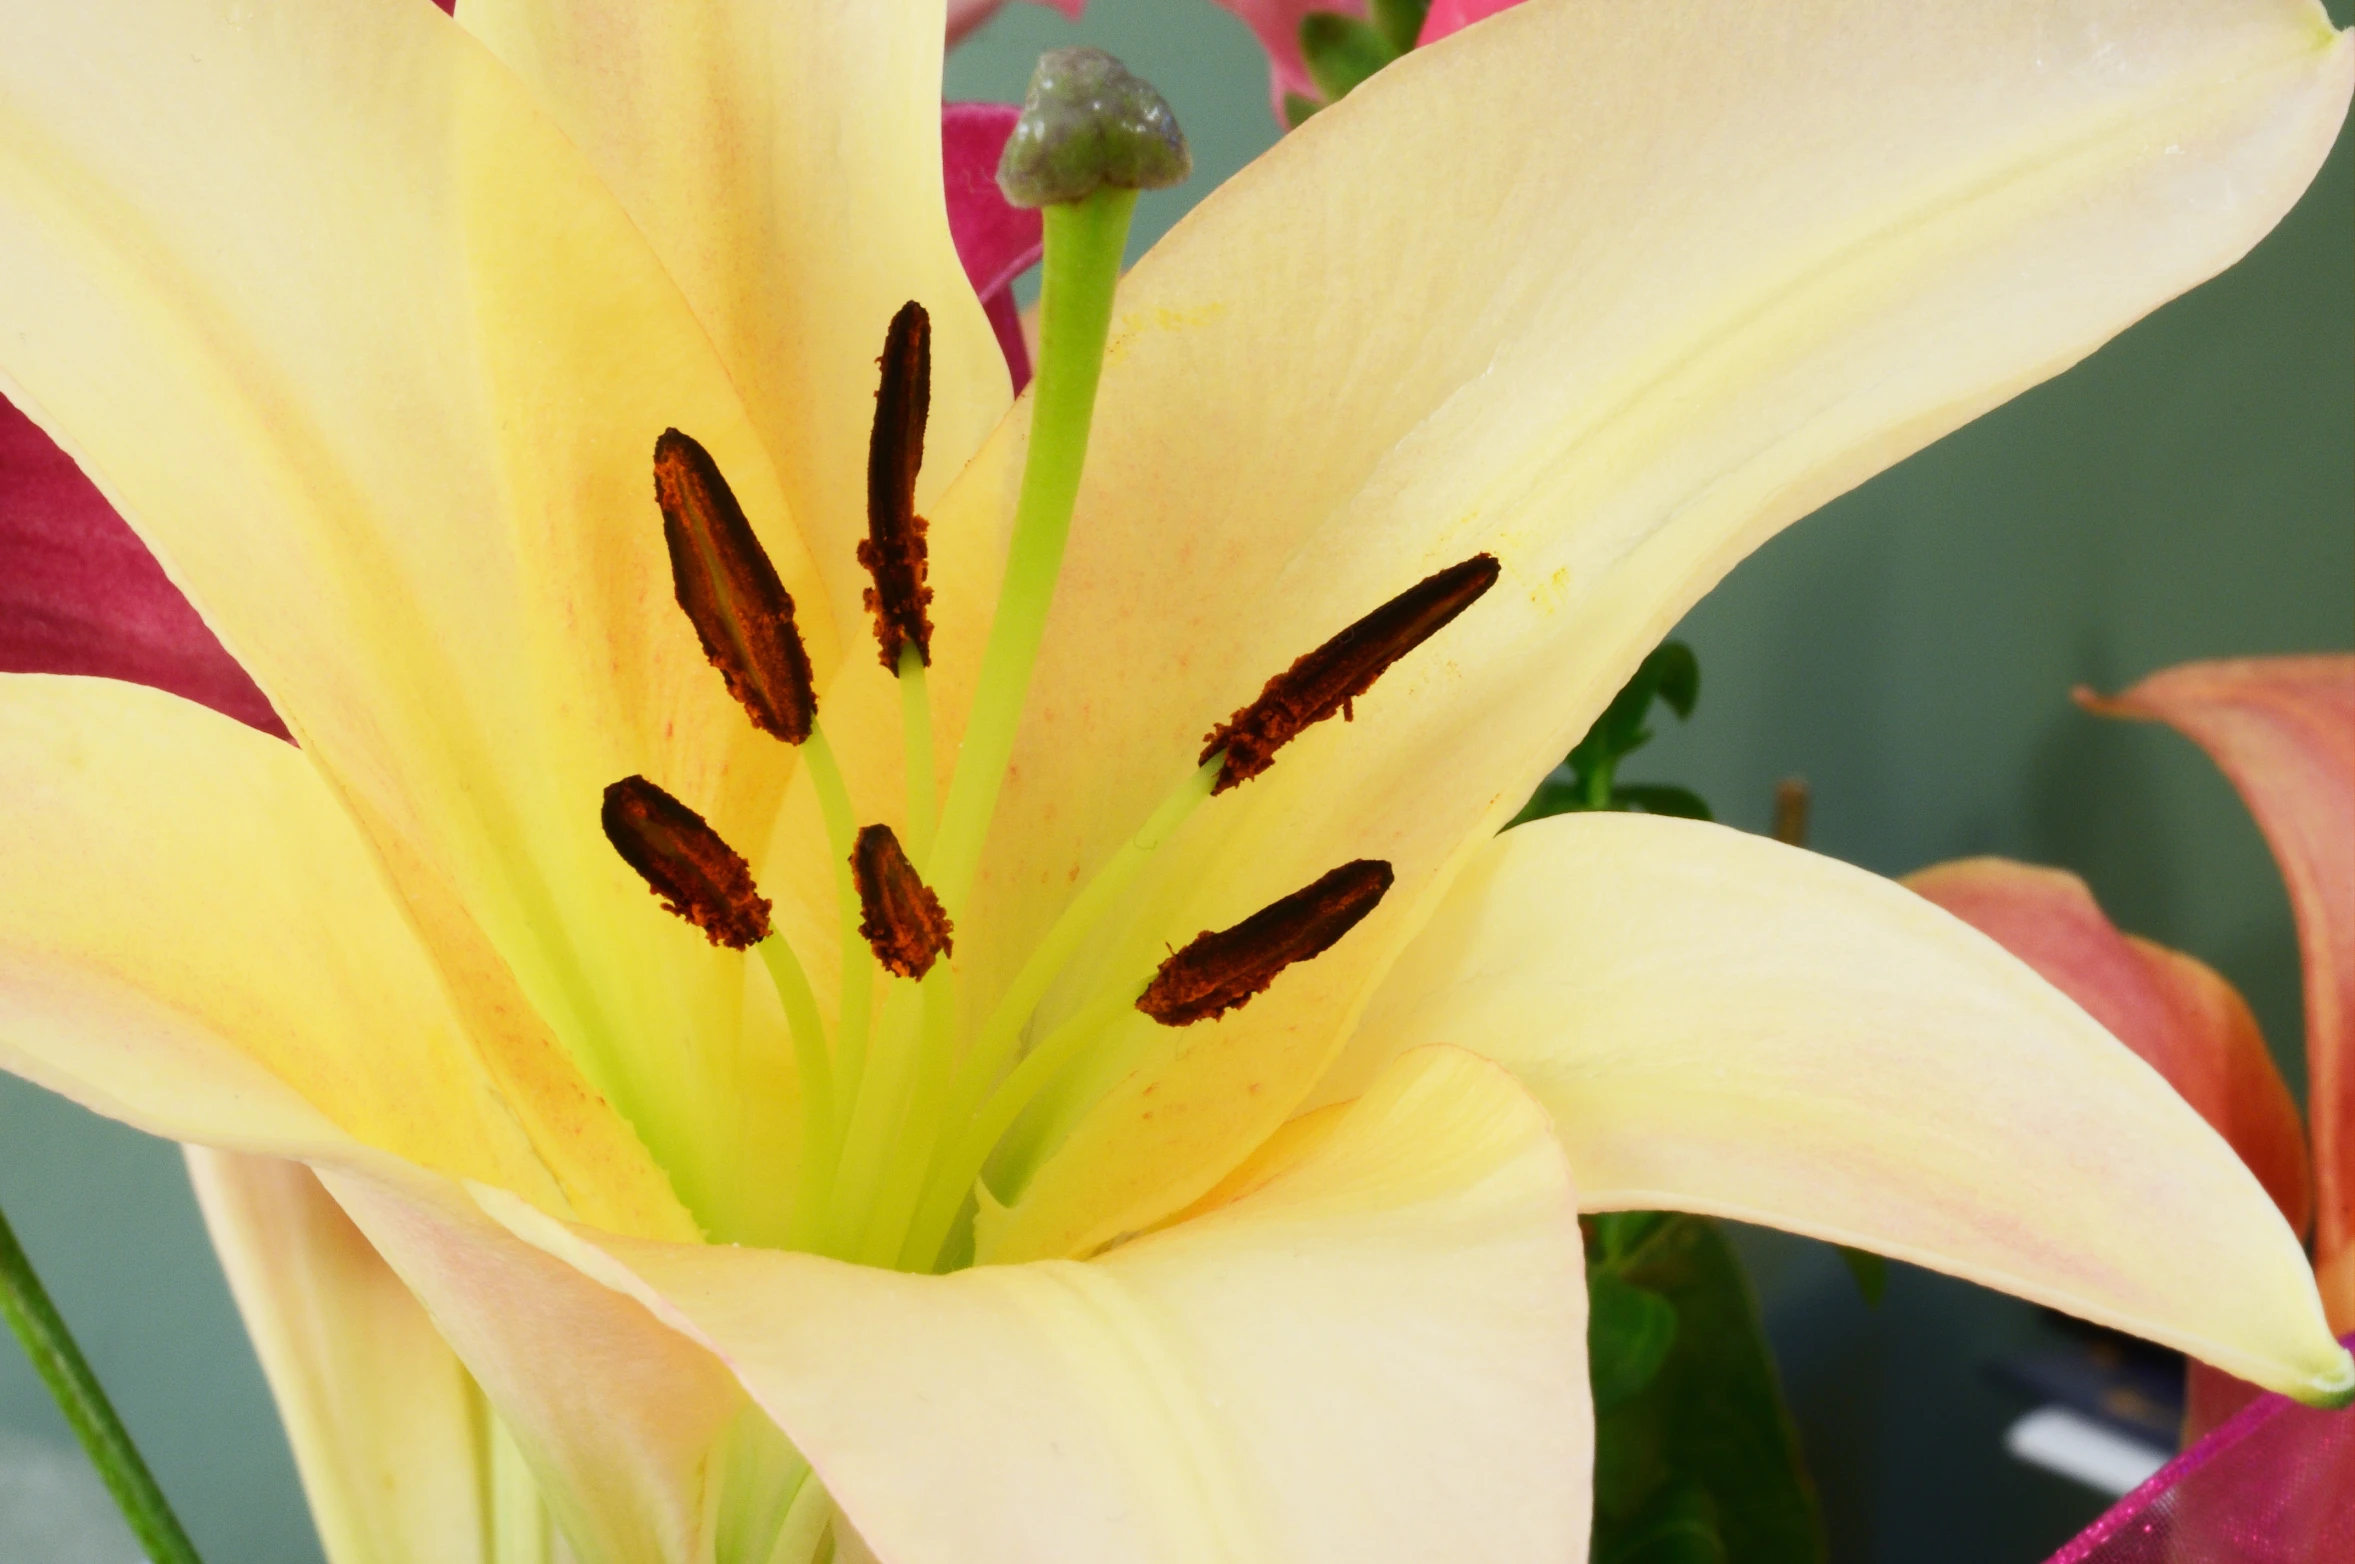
xmin=802 ymin=727 xmax=873 ymax=1141
xmin=758 ymin=935 xmax=836 ymax=1252
xmin=898 ymin=982 xmax=1145 ymax=1272
xmin=0 ymin=1201 xmax=202 ymax=1564
xmin=1583 ymin=754 xmax=1616 ymax=811
xmin=898 ymin=646 xmax=938 ymax=870
xmin=928 ymin=187 xmax=1139 ymax=918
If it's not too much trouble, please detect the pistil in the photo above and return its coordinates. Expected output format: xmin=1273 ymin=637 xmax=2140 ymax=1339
xmin=928 ymin=48 xmax=1194 ymax=917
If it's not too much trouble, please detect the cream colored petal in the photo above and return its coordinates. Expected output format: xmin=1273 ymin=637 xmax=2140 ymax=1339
xmin=0 ymin=675 xmax=621 ymax=1214
xmin=0 ymin=0 xmax=816 ymax=1240
xmin=2085 ymin=656 xmax=2355 ymax=1329
xmin=187 ymin=1150 xmax=488 ymax=1564
xmin=458 ymin=0 xmax=1012 ymax=641
xmin=319 ymin=1163 xmax=770 ymax=1564
xmin=1906 ymin=857 xmax=2311 ymax=1237
xmin=949 ymin=0 xmax=2354 ymax=1262
xmin=484 ymin=1047 xmax=1592 ymax=1564
xmin=1347 ymin=812 xmax=2351 ymax=1403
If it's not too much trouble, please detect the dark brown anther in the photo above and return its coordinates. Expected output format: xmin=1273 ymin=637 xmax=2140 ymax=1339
xmin=851 ymin=823 xmax=954 ymax=979
xmin=654 ymin=428 xmax=817 ymax=743
xmin=1201 ymin=554 xmax=1500 ymax=793
xmin=857 ymin=301 xmax=935 ymax=672
xmin=602 ymin=775 xmax=773 ymax=950
xmin=1137 ymin=859 xmax=1394 ymax=1026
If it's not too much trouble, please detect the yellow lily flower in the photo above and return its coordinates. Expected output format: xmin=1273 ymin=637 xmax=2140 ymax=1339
xmin=0 ymin=1 xmax=2350 ymax=1560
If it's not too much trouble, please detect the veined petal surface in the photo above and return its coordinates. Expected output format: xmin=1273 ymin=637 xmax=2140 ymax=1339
xmin=0 ymin=0 xmax=816 ymax=1240
xmin=1908 ymin=857 xmax=2312 ymax=1235
xmin=0 ymin=674 xmax=623 ymax=1213
xmin=489 ymin=1047 xmax=1592 ymax=1564
xmin=2087 ymin=656 xmax=2355 ymax=1329
xmin=1348 ymin=813 xmax=2352 ymax=1403
xmin=188 ymin=1151 xmax=489 ymax=1564
xmin=322 ymin=1163 xmax=765 ymax=1564
xmin=458 ymin=0 xmax=1013 ymax=643
xmin=941 ymin=0 xmax=2355 ymax=1260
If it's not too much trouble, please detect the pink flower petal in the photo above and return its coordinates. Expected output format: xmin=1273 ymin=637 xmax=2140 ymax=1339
xmin=1906 ymin=857 xmax=2311 ymax=1237
xmin=1212 ymin=0 xmax=1373 ymax=120
xmin=2085 ymin=658 xmax=2355 ymax=1333
xmin=941 ymin=100 xmax=1041 ymax=391
xmin=1420 ymin=0 xmax=1521 ymax=48
xmin=0 ymin=397 xmax=284 ymax=737
xmin=2047 ymin=1333 xmax=2355 ymax=1563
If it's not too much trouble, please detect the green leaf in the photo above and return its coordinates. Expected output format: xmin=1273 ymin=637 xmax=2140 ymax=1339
xmin=1594 ymin=1479 xmax=1728 ymax=1564
xmin=1589 ymin=1271 xmax=1679 ymax=1411
xmin=1367 ymin=0 xmax=1431 ymax=54
xmin=1611 ymin=784 xmax=1714 ymax=822
xmin=1648 ymin=640 xmax=1701 ymax=719
xmin=1298 ymin=13 xmax=1396 ymax=104
xmin=1837 ymin=1246 xmax=1888 ymax=1306
xmin=1281 ymin=91 xmax=1323 ymax=130
xmin=1503 ymin=773 xmax=1586 ymax=829
xmin=1588 ymin=1216 xmax=1825 ymax=1563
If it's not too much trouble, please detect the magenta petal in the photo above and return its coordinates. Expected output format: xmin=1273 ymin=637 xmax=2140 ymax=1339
xmin=942 ymin=102 xmax=1041 ymax=303
xmin=2046 ymin=1333 xmax=2355 ymax=1563
xmin=942 ymin=101 xmax=1042 ymax=392
xmin=0 ymin=397 xmax=285 ymax=738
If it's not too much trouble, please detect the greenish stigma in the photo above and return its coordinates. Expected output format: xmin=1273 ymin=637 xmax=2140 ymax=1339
xmin=994 ymin=46 xmax=1193 ymax=211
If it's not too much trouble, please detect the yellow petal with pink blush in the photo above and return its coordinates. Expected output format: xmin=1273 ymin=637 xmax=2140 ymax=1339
xmin=2086 ymin=656 xmax=2355 ymax=1330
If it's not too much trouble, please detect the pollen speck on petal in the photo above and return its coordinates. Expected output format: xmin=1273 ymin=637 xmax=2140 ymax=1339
xmin=853 ymin=823 xmax=954 ymax=979
xmin=1139 ymin=859 xmax=1394 ymax=1025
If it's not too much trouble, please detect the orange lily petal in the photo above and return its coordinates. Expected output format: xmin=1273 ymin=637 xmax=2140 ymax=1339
xmin=1907 ymin=857 xmax=2312 ymax=1236
xmin=2085 ymin=657 xmax=2355 ymax=1329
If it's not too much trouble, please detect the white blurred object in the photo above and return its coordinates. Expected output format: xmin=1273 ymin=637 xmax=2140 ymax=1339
xmin=2004 ymin=1405 xmax=2171 ymax=1497
xmin=0 ymin=1428 xmax=141 ymax=1563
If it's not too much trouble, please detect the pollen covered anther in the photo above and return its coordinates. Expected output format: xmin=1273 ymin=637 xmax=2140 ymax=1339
xmin=1202 ymin=554 xmax=1500 ymax=793
xmin=602 ymin=776 xmax=773 ymax=950
xmin=858 ymin=302 xmax=936 ymax=672
xmin=852 ymin=824 xmax=955 ymax=979
xmin=1137 ymin=859 xmax=1395 ymax=1026
xmin=654 ymin=428 xmax=817 ymax=743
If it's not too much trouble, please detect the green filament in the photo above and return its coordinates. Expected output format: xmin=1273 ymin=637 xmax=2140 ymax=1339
xmin=800 ymin=727 xmax=874 ymax=1141
xmin=931 ymin=758 xmax=1218 ymax=1174
xmin=824 ymin=977 xmax=926 ymax=1257
xmin=898 ymin=644 xmax=937 ymax=868
xmin=855 ymin=967 xmax=962 ymax=1267
xmin=928 ymin=187 xmax=1140 ymax=917
xmin=757 ymin=935 xmax=836 ymax=1252
xmin=897 ymin=982 xmax=1148 ymax=1271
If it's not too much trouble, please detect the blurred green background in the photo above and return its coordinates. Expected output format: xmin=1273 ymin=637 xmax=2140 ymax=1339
xmin=3 ymin=1 xmax=2348 ymax=1559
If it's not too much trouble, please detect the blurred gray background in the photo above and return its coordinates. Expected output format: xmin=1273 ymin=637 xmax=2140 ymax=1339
xmin=3 ymin=0 xmax=2348 ymax=1559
